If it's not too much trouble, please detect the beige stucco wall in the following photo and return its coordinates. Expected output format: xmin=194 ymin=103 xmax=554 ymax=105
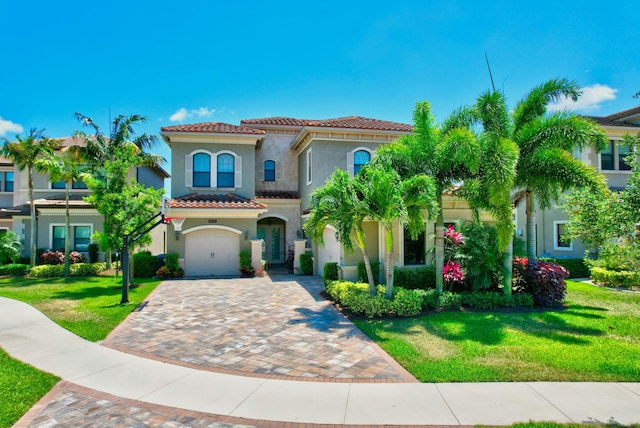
xmin=255 ymin=132 xmax=298 ymax=193
xmin=257 ymin=201 xmax=301 ymax=251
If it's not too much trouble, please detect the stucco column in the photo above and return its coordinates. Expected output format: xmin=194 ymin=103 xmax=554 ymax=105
xmin=293 ymin=239 xmax=307 ymax=275
xmin=250 ymin=239 xmax=263 ymax=273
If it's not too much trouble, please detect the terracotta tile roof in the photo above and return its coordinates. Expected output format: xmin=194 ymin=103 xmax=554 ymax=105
xmin=255 ymin=190 xmax=300 ymax=199
xmin=241 ymin=117 xmax=311 ymax=127
xmin=170 ymin=193 xmax=267 ymax=210
xmin=161 ymin=122 xmax=266 ymax=135
xmin=307 ymin=116 xmax=412 ymax=132
xmin=241 ymin=116 xmax=412 ymax=132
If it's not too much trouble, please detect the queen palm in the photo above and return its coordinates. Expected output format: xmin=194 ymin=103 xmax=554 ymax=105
xmin=476 ymin=79 xmax=607 ymax=262
xmin=0 ymin=129 xmax=62 ymax=266
xmin=374 ymin=102 xmax=479 ymax=294
xmin=35 ymin=147 xmax=86 ymax=277
xmin=304 ymin=169 xmax=378 ymax=294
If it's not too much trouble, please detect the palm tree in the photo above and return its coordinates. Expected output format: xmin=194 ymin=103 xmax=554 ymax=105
xmin=477 ymin=79 xmax=607 ymax=261
xmin=0 ymin=129 xmax=62 ymax=266
xmin=35 ymin=147 xmax=86 ymax=277
xmin=359 ymin=164 xmax=437 ymax=299
xmin=374 ymin=102 xmax=479 ymax=294
xmin=75 ymin=114 xmax=164 ymax=267
xmin=304 ymin=169 xmax=378 ymax=294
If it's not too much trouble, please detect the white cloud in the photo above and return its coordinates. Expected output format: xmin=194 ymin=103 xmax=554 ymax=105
xmin=0 ymin=117 xmax=24 ymax=137
xmin=169 ymin=107 xmax=216 ymax=122
xmin=548 ymin=84 xmax=618 ymax=112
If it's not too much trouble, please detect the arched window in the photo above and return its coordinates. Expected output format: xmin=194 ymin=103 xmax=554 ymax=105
xmin=353 ymin=150 xmax=371 ymax=174
xmin=193 ymin=153 xmax=211 ymax=187
xmin=217 ymin=153 xmax=235 ymax=187
xmin=264 ymin=160 xmax=276 ymax=181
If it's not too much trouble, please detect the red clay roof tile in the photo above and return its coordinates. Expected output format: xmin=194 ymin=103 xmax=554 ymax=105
xmin=241 ymin=116 xmax=412 ymax=132
xmin=161 ymin=122 xmax=266 ymax=135
xmin=170 ymin=193 xmax=267 ymax=210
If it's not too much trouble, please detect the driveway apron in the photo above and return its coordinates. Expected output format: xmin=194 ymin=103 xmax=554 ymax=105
xmin=103 ymin=275 xmax=415 ymax=382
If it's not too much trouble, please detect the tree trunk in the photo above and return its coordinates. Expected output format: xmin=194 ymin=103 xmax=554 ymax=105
xmin=129 ymin=248 xmax=135 ymax=287
xmin=435 ymin=192 xmax=445 ymax=294
xmin=29 ymin=169 xmax=37 ymax=267
xmin=502 ymin=238 xmax=513 ymax=297
xmin=64 ymin=182 xmax=71 ymax=278
xmin=526 ymin=191 xmax=537 ymax=260
xmin=385 ymin=227 xmax=394 ymax=300
xmin=355 ymin=228 xmax=376 ymax=295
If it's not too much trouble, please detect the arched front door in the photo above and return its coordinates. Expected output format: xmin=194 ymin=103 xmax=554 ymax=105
xmin=257 ymin=217 xmax=286 ymax=265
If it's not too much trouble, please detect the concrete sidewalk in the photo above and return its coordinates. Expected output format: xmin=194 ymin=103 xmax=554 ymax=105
xmin=2 ymin=296 xmax=640 ymax=426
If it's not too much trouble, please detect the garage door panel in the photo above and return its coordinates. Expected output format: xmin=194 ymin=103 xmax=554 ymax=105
xmin=185 ymin=229 xmax=240 ymax=276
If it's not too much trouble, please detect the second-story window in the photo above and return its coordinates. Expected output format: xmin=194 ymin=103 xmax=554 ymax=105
xmin=217 ymin=153 xmax=235 ymax=187
xmin=193 ymin=153 xmax=211 ymax=187
xmin=353 ymin=150 xmax=371 ymax=175
xmin=600 ymin=140 xmax=614 ymax=170
xmin=264 ymin=160 xmax=276 ymax=181
xmin=619 ymin=144 xmax=632 ymax=171
xmin=5 ymin=172 xmax=13 ymax=192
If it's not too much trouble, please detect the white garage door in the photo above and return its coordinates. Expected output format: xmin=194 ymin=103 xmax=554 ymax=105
xmin=185 ymin=228 xmax=240 ymax=276
xmin=316 ymin=226 xmax=340 ymax=276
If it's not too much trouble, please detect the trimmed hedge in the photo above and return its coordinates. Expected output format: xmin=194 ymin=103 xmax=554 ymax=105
xmin=393 ymin=266 xmax=437 ymax=290
xmin=591 ymin=266 xmax=640 ymax=289
xmin=28 ymin=263 xmax=106 ymax=278
xmin=323 ymin=262 xmax=339 ymax=285
xmin=133 ymin=251 xmax=160 ymax=278
xmin=300 ymin=253 xmax=313 ymax=275
xmin=0 ymin=264 xmax=30 ymax=276
xmin=357 ymin=261 xmax=380 ymax=284
xmin=539 ymin=257 xmax=590 ymax=278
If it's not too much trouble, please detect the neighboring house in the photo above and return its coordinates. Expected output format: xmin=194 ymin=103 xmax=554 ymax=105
xmin=525 ymin=106 xmax=640 ymax=259
xmin=161 ymin=116 xmax=490 ymax=280
xmin=0 ymin=137 xmax=170 ymax=261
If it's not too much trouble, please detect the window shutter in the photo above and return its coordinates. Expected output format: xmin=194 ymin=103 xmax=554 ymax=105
xmin=235 ymin=155 xmax=242 ymax=188
xmin=275 ymin=163 xmax=282 ymax=181
xmin=185 ymin=153 xmax=193 ymax=187
xmin=257 ymin=164 xmax=264 ymax=181
xmin=347 ymin=151 xmax=354 ymax=176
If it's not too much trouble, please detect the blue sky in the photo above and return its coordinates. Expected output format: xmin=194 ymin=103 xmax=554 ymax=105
xmin=2 ymin=0 xmax=639 ymax=166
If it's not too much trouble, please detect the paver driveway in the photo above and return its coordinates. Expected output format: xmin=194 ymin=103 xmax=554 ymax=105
xmin=103 ymin=275 xmax=415 ymax=382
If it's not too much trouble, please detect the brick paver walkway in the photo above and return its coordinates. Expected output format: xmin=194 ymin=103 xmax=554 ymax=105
xmin=103 ymin=275 xmax=414 ymax=382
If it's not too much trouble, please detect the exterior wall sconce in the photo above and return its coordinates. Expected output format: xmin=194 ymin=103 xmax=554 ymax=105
xmin=244 ymin=230 xmax=249 ymax=240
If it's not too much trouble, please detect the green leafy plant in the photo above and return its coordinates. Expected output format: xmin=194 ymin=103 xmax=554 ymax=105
xmin=300 ymin=253 xmax=313 ymax=275
xmin=0 ymin=230 xmax=22 ymax=264
xmin=239 ymin=250 xmax=254 ymax=276
xmin=357 ymin=261 xmax=380 ymax=284
xmin=323 ymin=262 xmax=339 ymax=285
xmin=132 ymin=251 xmax=160 ymax=278
xmin=438 ymin=292 xmax=462 ymax=309
xmin=524 ymin=260 xmax=569 ymax=307
xmin=392 ymin=288 xmax=423 ymax=316
xmin=459 ymin=221 xmax=504 ymax=290
xmin=28 ymin=262 xmax=106 ymax=278
xmin=393 ymin=267 xmax=436 ymax=290
xmin=88 ymin=243 xmax=100 ymax=263
xmin=590 ymin=266 xmax=640 ymax=289
xmin=0 ymin=264 xmax=30 ymax=276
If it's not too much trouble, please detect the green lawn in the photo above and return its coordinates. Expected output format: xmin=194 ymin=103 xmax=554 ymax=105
xmin=0 ymin=274 xmax=161 ymax=427
xmin=354 ymin=280 xmax=640 ymax=382
xmin=0 ymin=275 xmax=161 ymax=341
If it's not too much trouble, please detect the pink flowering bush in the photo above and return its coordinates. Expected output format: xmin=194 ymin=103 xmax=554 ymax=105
xmin=442 ymin=225 xmax=466 ymax=289
xmin=443 ymin=260 xmax=465 ymax=285
xmin=444 ymin=224 xmax=465 ymax=245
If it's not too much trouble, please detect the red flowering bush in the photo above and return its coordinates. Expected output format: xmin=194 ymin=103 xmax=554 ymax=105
xmin=522 ymin=260 xmax=569 ymax=307
xmin=443 ymin=260 xmax=465 ymax=284
xmin=68 ymin=251 xmax=86 ymax=264
xmin=444 ymin=225 xmax=465 ymax=245
xmin=41 ymin=250 xmax=64 ymax=265
xmin=442 ymin=225 xmax=466 ymax=289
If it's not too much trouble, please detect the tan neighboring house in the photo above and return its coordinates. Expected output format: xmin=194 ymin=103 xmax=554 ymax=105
xmin=520 ymin=106 xmax=640 ymax=259
xmin=161 ymin=116 xmax=491 ymax=280
xmin=0 ymin=137 xmax=169 ymax=261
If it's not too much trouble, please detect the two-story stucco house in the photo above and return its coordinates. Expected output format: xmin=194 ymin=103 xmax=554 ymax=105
xmin=520 ymin=106 xmax=640 ymax=259
xmin=0 ymin=137 xmax=169 ymax=260
xmin=161 ymin=116 xmax=489 ymax=280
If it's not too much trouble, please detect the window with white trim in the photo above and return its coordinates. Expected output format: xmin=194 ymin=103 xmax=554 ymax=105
xmin=193 ymin=153 xmax=211 ymax=187
xmin=553 ymin=221 xmax=572 ymax=251
xmin=217 ymin=153 xmax=235 ymax=187
xmin=600 ymin=140 xmax=633 ymax=171
xmin=4 ymin=172 xmax=13 ymax=192
xmin=185 ymin=150 xmax=242 ymax=189
xmin=51 ymin=225 xmax=93 ymax=252
xmin=347 ymin=147 xmax=373 ymax=176
xmin=306 ymin=148 xmax=312 ymax=185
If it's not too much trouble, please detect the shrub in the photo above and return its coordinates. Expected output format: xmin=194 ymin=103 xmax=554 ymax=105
xmin=165 ymin=253 xmax=180 ymax=271
xmin=88 ymin=243 xmax=100 ymax=263
xmin=28 ymin=264 xmax=64 ymax=278
xmin=41 ymin=250 xmax=64 ymax=265
xmin=357 ymin=261 xmax=380 ymax=284
xmin=156 ymin=266 xmax=185 ymax=279
xmin=323 ymin=262 xmax=339 ymax=285
xmin=591 ymin=266 xmax=640 ymax=289
xmin=415 ymin=288 xmax=439 ymax=309
xmin=68 ymin=251 xmax=86 ymax=264
xmin=0 ymin=230 xmax=21 ymax=264
xmin=392 ymin=288 xmax=423 ymax=316
xmin=300 ymin=253 xmax=313 ymax=275
xmin=513 ymin=292 xmax=534 ymax=307
xmin=459 ymin=221 xmax=503 ymax=290
xmin=394 ymin=266 xmax=436 ymax=290
xmin=29 ymin=263 xmax=106 ymax=278
xmin=438 ymin=292 xmax=462 ymax=310
xmin=461 ymin=292 xmax=512 ymax=310
xmin=132 ymin=251 xmax=160 ymax=278
xmin=71 ymin=262 xmax=106 ymax=276
xmin=239 ymin=250 xmax=254 ymax=276
xmin=524 ymin=260 xmax=568 ymax=307
xmin=0 ymin=263 xmax=30 ymax=276
xmin=539 ymin=257 xmax=590 ymax=278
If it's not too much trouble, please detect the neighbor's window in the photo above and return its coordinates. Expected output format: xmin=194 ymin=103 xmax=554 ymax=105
xmin=353 ymin=150 xmax=371 ymax=175
xmin=217 ymin=153 xmax=235 ymax=187
xmin=4 ymin=172 xmax=13 ymax=192
xmin=74 ymin=226 xmax=91 ymax=252
xmin=193 ymin=153 xmax=211 ymax=187
xmin=306 ymin=149 xmax=312 ymax=185
xmin=52 ymin=226 xmax=65 ymax=251
xmin=554 ymin=221 xmax=572 ymax=251
xmin=600 ymin=140 xmax=614 ymax=170
xmin=619 ymin=144 xmax=632 ymax=171
xmin=404 ymin=226 xmax=426 ymax=265
xmin=264 ymin=160 xmax=276 ymax=181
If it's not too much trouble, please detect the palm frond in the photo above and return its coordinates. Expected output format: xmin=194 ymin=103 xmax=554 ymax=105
xmin=512 ymin=78 xmax=581 ymax=132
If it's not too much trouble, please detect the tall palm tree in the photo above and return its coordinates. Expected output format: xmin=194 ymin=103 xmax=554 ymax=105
xmin=374 ymin=102 xmax=479 ymax=294
xmin=0 ymin=129 xmax=62 ymax=266
xmin=359 ymin=164 xmax=437 ymax=299
xmin=35 ymin=147 xmax=86 ymax=277
xmin=476 ymin=79 xmax=607 ymax=262
xmin=304 ymin=169 xmax=378 ymax=294
xmin=75 ymin=114 xmax=164 ymax=267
